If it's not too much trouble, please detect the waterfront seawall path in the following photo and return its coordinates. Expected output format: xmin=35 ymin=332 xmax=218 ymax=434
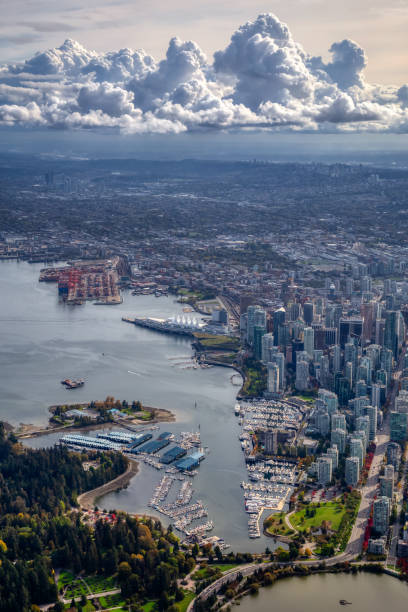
xmin=77 ymin=459 xmax=139 ymax=509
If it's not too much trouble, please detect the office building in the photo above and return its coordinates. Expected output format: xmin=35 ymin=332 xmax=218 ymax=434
xmin=304 ymin=326 xmax=314 ymax=358
xmin=253 ymin=325 xmax=266 ymax=360
xmin=384 ymin=310 xmax=399 ymax=358
xmin=273 ymin=307 xmax=286 ymax=346
xmin=303 ymin=302 xmax=314 ymax=326
xmin=339 ymin=317 xmax=363 ymax=348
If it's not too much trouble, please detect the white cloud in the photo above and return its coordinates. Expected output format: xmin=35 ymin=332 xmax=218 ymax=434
xmin=1 ymin=13 xmax=407 ymax=133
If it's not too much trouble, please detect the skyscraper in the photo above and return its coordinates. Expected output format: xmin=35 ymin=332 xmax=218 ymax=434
xmin=327 ymin=445 xmax=339 ymax=470
xmin=371 ymin=383 xmax=381 ymax=410
xmin=273 ymin=307 xmax=286 ymax=346
xmin=379 ymin=464 xmax=394 ymax=499
xmin=247 ymin=305 xmax=266 ymax=346
xmin=361 ymin=301 xmax=374 ymax=343
xmin=355 ymin=415 xmax=370 ymax=448
xmin=384 ymin=310 xmax=399 ymax=358
xmin=303 ymin=302 xmax=314 ymax=326
xmin=387 ymin=442 xmax=401 ymax=470
xmin=395 ymin=391 xmax=408 ymax=413
xmin=267 ymin=363 xmax=280 ymax=394
xmin=390 ymin=411 xmax=408 ymax=443
xmin=318 ymin=389 xmax=338 ymax=414
xmin=261 ymin=333 xmax=276 ymax=363
xmin=253 ymin=325 xmax=266 ymax=360
xmin=332 ymin=344 xmax=341 ymax=373
xmin=331 ymin=428 xmax=346 ymax=454
xmin=349 ymin=438 xmax=364 ymax=470
xmin=345 ymin=456 xmax=360 ymax=487
xmin=295 ymin=360 xmax=309 ymax=391
xmin=373 ymin=496 xmax=390 ymax=535
xmin=304 ymin=327 xmax=314 ymax=359
xmin=317 ymin=456 xmax=332 ymax=486
xmin=331 ymin=412 xmax=346 ymax=432
xmin=339 ymin=317 xmax=363 ymax=348
xmin=365 ymin=405 xmax=378 ymax=441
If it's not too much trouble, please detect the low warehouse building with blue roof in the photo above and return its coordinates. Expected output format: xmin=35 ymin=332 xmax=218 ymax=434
xmin=175 ymin=450 xmax=205 ymax=471
xmin=161 ymin=445 xmax=187 ymax=464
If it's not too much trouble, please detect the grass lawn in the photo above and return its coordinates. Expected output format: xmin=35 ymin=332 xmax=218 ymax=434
xmin=176 ymin=590 xmax=195 ymax=612
xmin=213 ymin=564 xmax=240 ymax=572
xmin=194 ymin=333 xmax=240 ymax=351
xmin=64 ymin=602 xmax=95 ymax=611
xmin=64 ymin=580 xmax=89 ymax=599
xmin=58 ymin=570 xmax=75 ymax=591
xmin=294 ymin=395 xmax=316 ymax=403
xmin=83 ymin=574 xmax=117 ymax=594
xmin=98 ymin=593 xmax=127 ymax=610
xmin=192 ymin=563 xmax=239 ymax=581
xmin=264 ymin=512 xmax=295 ymax=536
xmin=142 ymin=600 xmax=157 ymax=612
xmin=289 ymin=501 xmax=346 ymax=532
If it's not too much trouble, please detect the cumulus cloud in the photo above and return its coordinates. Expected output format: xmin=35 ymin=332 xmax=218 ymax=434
xmin=214 ymin=13 xmax=314 ymax=110
xmin=1 ymin=13 xmax=408 ymax=133
xmin=311 ymin=39 xmax=367 ymax=90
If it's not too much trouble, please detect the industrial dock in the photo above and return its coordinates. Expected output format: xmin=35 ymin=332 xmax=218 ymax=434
xmin=39 ymin=258 xmax=123 ymax=305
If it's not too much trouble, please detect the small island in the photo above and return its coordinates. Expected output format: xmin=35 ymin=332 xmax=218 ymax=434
xmin=15 ymin=396 xmax=175 ymax=439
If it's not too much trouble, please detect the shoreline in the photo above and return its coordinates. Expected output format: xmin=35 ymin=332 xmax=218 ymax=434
xmin=77 ymin=458 xmax=139 ymax=510
xmin=14 ymin=405 xmax=175 ymax=440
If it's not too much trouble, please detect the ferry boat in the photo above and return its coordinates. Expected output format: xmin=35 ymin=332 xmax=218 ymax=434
xmin=61 ymin=378 xmax=85 ymax=389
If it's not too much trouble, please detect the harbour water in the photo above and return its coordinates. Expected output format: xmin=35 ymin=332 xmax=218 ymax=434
xmin=1 ymin=261 xmax=408 ymax=603
xmin=0 ymin=260 xmax=272 ymax=552
xmin=236 ymin=573 xmax=408 ymax=612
